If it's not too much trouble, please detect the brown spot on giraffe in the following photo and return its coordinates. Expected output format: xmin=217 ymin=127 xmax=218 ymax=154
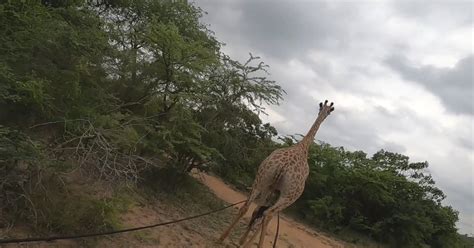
xmin=218 ymin=100 xmax=336 ymax=248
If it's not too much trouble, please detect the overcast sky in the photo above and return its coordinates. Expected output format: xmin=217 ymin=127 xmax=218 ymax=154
xmin=194 ymin=0 xmax=473 ymax=234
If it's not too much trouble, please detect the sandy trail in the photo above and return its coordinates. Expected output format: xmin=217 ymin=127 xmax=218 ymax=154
xmin=196 ymin=173 xmax=346 ymax=248
xmin=1 ymin=174 xmax=348 ymax=248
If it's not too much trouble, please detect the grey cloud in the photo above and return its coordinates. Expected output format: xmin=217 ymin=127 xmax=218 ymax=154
xmin=275 ymin=101 xmax=406 ymax=156
xmin=319 ymin=111 xmax=383 ymax=155
xmin=318 ymin=105 xmax=413 ymax=155
xmin=438 ymin=183 xmax=474 ymax=234
xmin=385 ymin=55 xmax=474 ymax=115
xmin=274 ymin=89 xmax=328 ymax=136
xmin=380 ymin=141 xmax=406 ymax=154
xmin=458 ymin=136 xmax=473 ymax=150
xmin=435 ymin=172 xmax=474 ymax=233
xmin=195 ymin=0 xmax=473 ymax=234
xmin=236 ymin=1 xmax=355 ymax=59
xmin=199 ymin=0 xmax=361 ymax=60
xmin=391 ymin=1 xmax=473 ymax=28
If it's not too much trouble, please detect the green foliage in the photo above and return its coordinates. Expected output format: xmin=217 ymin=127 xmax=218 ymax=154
xmin=459 ymin=234 xmax=474 ymax=248
xmin=0 ymin=125 xmax=42 ymax=219
xmin=0 ymin=1 xmax=469 ymax=247
xmin=0 ymin=0 xmax=282 ymax=237
xmin=29 ymin=180 xmax=124 ymax=234
xmin=288 ymin=142 xmax=466 ymax=247
xmin=0 ymin=1 xmax=111 ymax=123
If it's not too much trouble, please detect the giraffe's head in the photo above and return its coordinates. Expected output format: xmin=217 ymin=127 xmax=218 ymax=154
xmin=318 ymin=100 xmax=335 ymax=119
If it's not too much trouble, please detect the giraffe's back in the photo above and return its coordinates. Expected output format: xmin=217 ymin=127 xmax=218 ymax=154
xmin=250 ymin=147 xmax=308 ymax=206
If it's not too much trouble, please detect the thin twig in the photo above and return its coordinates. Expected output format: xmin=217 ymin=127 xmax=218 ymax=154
xmin=29 ymin=119 xmax=88 ymax=129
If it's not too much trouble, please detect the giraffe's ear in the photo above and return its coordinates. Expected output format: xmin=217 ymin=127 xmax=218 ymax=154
xmin=319 ymin=102 xmax=323 ymax=109
xmin=330 ymin=107 xmax=335 ymax=112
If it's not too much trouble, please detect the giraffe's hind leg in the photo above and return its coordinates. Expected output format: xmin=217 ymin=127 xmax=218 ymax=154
xmin=239 ymin=205 xmax=269 ymax=245
xmin=242 ymin=187 xmax=298 ymax=248
xmin=241 ymin=213 xmax=275 ymax=248
xmin=240 ymin=188 xmax=281 ymax=245
xmin=242 ymin=224 xmax=261 ymax=248
xmin=218 ymin=189 xmax=259 ymax=243
xmin=241 ymin=214 xmax=273 ymax=248
xmin=239 ymin=224 xmax=253 ymax=245
xmin=218 ymin=201 xmax=250 ymax=242
xmin=258 ymin=215 xmax=273 ymax=248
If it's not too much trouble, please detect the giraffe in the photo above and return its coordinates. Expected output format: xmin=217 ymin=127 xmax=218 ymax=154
xmin=218 ymin=100 xmax=335 ymax=248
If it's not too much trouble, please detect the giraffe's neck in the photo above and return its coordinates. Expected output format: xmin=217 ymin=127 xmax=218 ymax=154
xmin=299 ymin=115 xmax=326 ymax=152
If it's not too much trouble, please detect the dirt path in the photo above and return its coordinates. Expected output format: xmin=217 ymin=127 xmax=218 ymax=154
xmin=195 ymin=173 xmax=346 ymax=248
xmin=1 ymin=174 xmax=349 ymax=248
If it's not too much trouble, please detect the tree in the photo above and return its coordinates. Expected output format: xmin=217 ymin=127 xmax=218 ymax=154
xmin=291 ymin=142 xmax=464 ymax=247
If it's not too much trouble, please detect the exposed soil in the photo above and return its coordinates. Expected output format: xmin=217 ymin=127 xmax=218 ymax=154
xmin=1 ymin=173 xmax=348 ymax=248
xmin=194 ymin=172 xmax=347 ymax=248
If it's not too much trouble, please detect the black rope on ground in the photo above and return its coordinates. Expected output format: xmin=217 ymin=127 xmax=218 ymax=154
xmin=272 ymin=212 xmax=280 ymax=248
xmin=0 ymin=200 xmax=246 ymax=245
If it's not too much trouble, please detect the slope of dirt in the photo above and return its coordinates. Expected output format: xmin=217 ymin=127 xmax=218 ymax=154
xmin=194 ymin=172 xmax=347 ymax=248
xmin=1 ymin=173 xmax=349 ymax=248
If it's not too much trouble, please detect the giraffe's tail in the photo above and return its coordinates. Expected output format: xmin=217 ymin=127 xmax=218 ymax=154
xmin=248 ymin=205 xmax=269 ymax=227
